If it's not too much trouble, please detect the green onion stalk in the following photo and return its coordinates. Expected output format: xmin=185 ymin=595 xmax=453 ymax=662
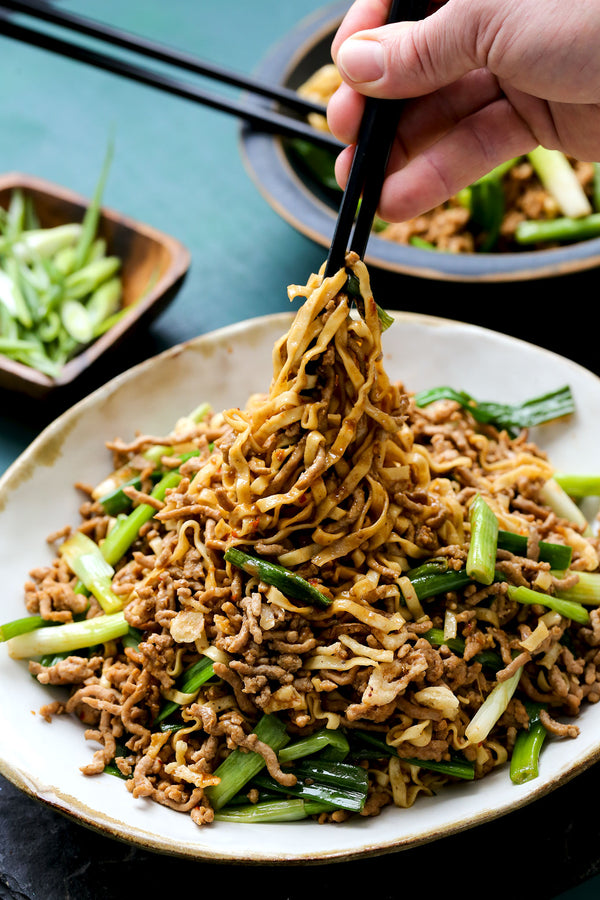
xmin=214 ymin=798 xmax=332 ymax=823
xmin=6 ymin=611 xmax=129 ymax=659
xmin=552 ymin=472 xmax=600 ymax=499
xmin=0 ymin=614 xmax=49 ymax=643
xmin=510 ymin=702 xmax=548 ymax=785
xmin=154 ymin=655 xmax=215 ymax=725
xmin=414 ymin=384 xmax=574 ymax=439
xmin=553 ymin=571 xmax=600 ymax=606
xmin=497 ymin=530 xmax=572 ymax=570
xmin=59 ymin=531 xmax=124 ymax=614
xmin=538 ymin=478 xmax=593 ymax=537
xmin=505 ymin=583 xmax=589 ymax=624
xmin=527 ymin=147 xmax=592 ymax=218
xmin=278 ymin=727 xmax=350 ymax=763
xmin=249 ymin=759 xmax=369 ymax=813
xmin=466 ymin=494 xmax=498 ymax=586
xmin=224 ymin=547 xmax=332 ymax=609
xmin=515 ymin=214 xmax=600 ymax=245
xmin=350 ymin=729 xmax=475 ymax=780
xmin=205 ymin=714 xmax=290 ymax=811
xmin=464 ymin=664 xmax=523 ymax=744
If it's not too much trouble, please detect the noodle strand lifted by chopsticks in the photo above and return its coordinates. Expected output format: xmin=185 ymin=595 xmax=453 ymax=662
xmin=18 ymin=252 xmax=600 ymax=826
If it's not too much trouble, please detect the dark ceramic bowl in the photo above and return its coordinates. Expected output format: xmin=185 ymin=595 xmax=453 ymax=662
xmin=240 ymin=1 xmax=600 ymax=282
xmin=0 ymin=172 xmax=190 ymax=397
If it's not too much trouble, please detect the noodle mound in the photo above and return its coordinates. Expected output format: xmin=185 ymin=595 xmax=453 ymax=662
xmin=23 ymin=256 xmax=600 ymax=825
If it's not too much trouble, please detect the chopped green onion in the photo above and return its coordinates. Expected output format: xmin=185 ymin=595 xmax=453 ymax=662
xmin=205 ymin=714 xmax=290 ymax=811
xmin=377 ymin=305 xmax=394 ymax=331
xmin=464 ymin=664 xmax=523 ymax=744
xmin=154 ymin=656 xmax=215 ymax=724
xmin=121 ymin=626 xmax=144 ymax=650
xmin=87 ymin=276 xmax=122 ymax=333
xmin=461 ymin=171 xmax=506 ymax=251
xmin=515 ymin=214 xmax=600 ymax=245
xmin=538 ymin=478 xmax=593 ymax=536
xmin=407 ymin=567 xmax=474 ymax=601
xmin=60 ymin=298 xmax=94 ymax=344
xmin=6 ymin=611 xmax=128 ymax=659
xmin=505 ymin=583 xmax=589 ymax=624
xmin=510 ymin=702 xmax=547 ymax=785
xmin=0 ymin=138 xmax=127 ymax=379
xmin=64 ymin=256 xmax=121 ymax=300
xmin=552 ymin=473 xmax=600 ymax=498
xmin=214 ymin=798 xmax=331 ymax=823
xmin=104 ymin=742 xmax=133 ymax=779
xmin=351 ymin=729 xmax=475 ymax=780
xmin=497 ymin=530 xmax=572 ymax=570
xmin=466 ymin=494 xmax=498 ymax=585
xmin=343 ymin=271 xmax=394 ymax=332
xmin=224 ymin=547 xmax=331 ymax=608
xmin=0 ymin=614 xmax=49 ymax=642
xmin=422 ymin=627 xmax=503 ymax=671
xmin=8 ymin=223 xmax=82 ymax=262
xmin=250 ymin=759 xmax=369 ymax=812
xmin=99 ymin=469 xmax=183 ymax=566
xmin=278 ymin=728 xmax=350 ymax=763
xmin=527 ymin=147 xmax=592 ymax=218
xmin=553 ymin=571 xmax=600 ymax=606
xmin=414 ymin=384 xmax=575 ymax=438
xmin=409 ymin=236 xmax=437 ymax=250
xmin=59 ymin=531 xmax=123 ymax=614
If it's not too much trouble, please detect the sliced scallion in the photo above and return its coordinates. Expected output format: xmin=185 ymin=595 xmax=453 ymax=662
xmin=6 ymin=611 xmax=128 ymax=659
xmin=466 ymin=494 xmax=498 ymax=586
xmin=59 ymin=531 xmax=123 ymax=614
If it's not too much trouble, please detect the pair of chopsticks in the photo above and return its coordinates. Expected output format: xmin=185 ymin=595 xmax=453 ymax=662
xmin=0 ymin=0 xmax=341 ymax=151
xmin=324 ymin=0 xmax=430 ymax=276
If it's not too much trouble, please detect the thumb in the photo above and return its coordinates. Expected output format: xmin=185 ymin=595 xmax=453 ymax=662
xmin=334 ymin=4 xmax=482 ymax=99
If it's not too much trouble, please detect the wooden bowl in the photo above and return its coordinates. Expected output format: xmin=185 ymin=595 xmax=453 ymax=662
xmin=0 ymin=172 xmax=190 ymax=397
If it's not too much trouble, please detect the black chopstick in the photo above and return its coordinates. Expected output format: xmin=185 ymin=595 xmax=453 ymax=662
xmin=0 ymin=0 xmax=326 ymax=119
xmin=0 ymin=2 xmax=343 ymax=152
xmin=324 ymin=0 xmax=430 ymax=276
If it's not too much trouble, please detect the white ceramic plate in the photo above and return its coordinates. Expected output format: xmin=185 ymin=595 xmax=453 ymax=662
xmin=1 ymin=311 xmax=599 ymax=863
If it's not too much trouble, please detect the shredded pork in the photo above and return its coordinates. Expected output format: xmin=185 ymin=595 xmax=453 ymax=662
xmin=21 ymin=254 xmax=600 ymax=826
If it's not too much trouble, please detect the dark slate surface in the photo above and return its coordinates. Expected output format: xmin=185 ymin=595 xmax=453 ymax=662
xmin=3 ymin=758 xmax=600 ymax=900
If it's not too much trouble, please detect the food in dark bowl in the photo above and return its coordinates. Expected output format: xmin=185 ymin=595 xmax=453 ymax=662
xmin=294 ymin=64 xmax=600 ymax=255
xmin=240 ymin=1 xmax=600 ymax=281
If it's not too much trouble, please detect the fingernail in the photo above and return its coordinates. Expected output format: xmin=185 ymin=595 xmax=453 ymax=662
xmin=337 ymin=37 xmax=384 ymax=84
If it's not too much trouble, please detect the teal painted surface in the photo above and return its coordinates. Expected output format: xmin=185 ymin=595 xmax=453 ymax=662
xmin=560 ymin=878 xmax=600 ymax=899
xmin=0 ymin=0 xmax=332 ymax=461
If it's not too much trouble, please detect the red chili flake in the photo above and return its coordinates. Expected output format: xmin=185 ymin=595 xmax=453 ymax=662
xmin=298 ymin=493 xmax=307 ymax=504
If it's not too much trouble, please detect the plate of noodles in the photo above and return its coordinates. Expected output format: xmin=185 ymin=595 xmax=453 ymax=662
xmin=240 ymin=1 xmax=600 ymax=282
xmin=1 ymin=256 xmax=600 ymax=863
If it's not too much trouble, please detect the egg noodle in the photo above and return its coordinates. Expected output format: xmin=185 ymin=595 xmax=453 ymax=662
xmin=13 ymin=255 xmax=600 ymax=826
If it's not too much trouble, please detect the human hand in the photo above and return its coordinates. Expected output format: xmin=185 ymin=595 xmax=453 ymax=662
xmin=327 ymin=0 xmax=600 ymax=222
